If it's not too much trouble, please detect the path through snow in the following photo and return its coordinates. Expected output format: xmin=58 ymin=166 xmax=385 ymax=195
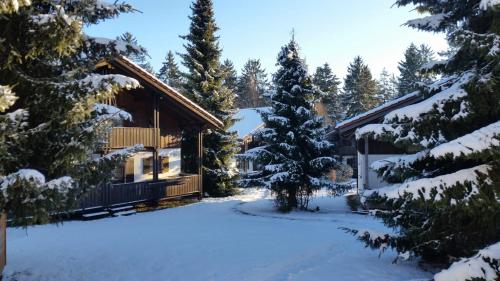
xmin=5 ymin=189 xmax=432 ymax=281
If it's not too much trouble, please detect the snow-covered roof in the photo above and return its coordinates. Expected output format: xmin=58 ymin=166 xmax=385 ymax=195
xmin=335 ymin=91 xmax=422 ymax=132
xmin=231 ymin=107 xmax=268 ymax=139
xmin=111 ymin=56 xmax=224 ymax=129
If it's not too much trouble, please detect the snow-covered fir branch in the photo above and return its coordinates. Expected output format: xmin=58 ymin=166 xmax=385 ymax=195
xmin=364 ymin=164 xmax=491 ymax=202
xmin=434 ymin=241 xmax=500 ymax=281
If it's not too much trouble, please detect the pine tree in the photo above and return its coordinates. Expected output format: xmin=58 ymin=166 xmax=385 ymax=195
xmin=0 ymin=0 xmax=142 ymax=226
xmin=157 ymin=51 xmax=184 ymax=90
xmin=117 ymin=32 xmax=155 ymax=74
xmin=180 ymin=0 xmax=239 ymax=196
xmin=241 ymin=39 xmax=337 ymax=211
xmin=220 ymin=59 xmax=238 ymax=93
xmin=313 ymin=63 xmax=341 ymax=123
xmin=397 ymin=43 xmax=435 ymax=96
xmin=377 ymin=68 xmax=398 ymax=103
xmin=236 ymin=59 xmax=270 ymax=108
xmin=342 ymin=56 xmax=380 ymax=118
xmin=350 ymin=0 xmax=500 ymax=279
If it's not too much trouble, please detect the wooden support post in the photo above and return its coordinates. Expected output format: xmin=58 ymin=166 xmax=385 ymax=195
xmin=152 ymin=93 xmax=160 ymax=182
xmin=197 ymin=128 xmax=203 ymax=199
xmin=364 ymin=135 xmax=369 ymax=190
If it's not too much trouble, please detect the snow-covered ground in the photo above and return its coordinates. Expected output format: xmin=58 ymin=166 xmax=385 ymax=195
xmin=5 ymin=189 xmax=432 ymax=281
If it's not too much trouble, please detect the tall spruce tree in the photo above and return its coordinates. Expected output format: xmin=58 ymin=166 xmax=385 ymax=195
xmin=157 ymin=51 xmax=184 ymax=90
xmin=241 ymin=39 xmax=337 ymax=211
xmin=313 ymin=63 xmax=341 ymax=123
xmin=342 ymin=56 xmax=380 ymax=118
xmin=236 ymin=59 xmax=270 ymax=108
xmin=220 ymin=59 xmax=238 ymax=93
xmin=0 ymin=0 xmax=142 ymax=226
xmin=180 ymin=0 xmax=238 ymax=196
xmin=117 ymin=32 xmax=155 ymax=74
xmin=377 ymin=68 xmax=398 ymax=103
xmin=350 ymin=0 xmax=500 ymax=279
xmin=397 ymin=43 xmax=435 ymax=96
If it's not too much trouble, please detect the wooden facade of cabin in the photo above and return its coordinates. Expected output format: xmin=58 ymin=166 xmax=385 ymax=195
xmin=78 ymin=56 xmax=222 ymax=210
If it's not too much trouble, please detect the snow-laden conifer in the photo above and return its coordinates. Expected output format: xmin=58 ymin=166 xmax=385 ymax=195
xmin=348 ymin=0 xmax=500 ymax=278
xmin=241 ymin=38 xmax=338 ymax=211
xmin=0 ymin=0 xmax=142 ymax=226
xmin=180 ymin=0 xmax=239 ymax=196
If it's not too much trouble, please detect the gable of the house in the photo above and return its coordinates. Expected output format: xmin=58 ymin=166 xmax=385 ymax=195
xmin=79 ymin=56 xmax=223 ymax=211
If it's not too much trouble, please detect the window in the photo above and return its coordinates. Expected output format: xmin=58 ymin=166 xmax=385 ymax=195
xmin=160 ymin=156 xmax=170 ymax=173
xmin=143 ymin=156 xmax=154 ymax=176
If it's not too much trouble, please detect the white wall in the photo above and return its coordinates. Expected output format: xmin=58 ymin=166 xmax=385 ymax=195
xmin=133 ymin=151 xmax=153 ymax=182
xmin=159 ymin=148 xmax=181 ymax=179
xmin=358 ymin=153 xmax=401 ymax=190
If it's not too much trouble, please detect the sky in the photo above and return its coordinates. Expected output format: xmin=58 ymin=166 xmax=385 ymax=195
xmin=86 ymin=0 xmax=449 ymax=80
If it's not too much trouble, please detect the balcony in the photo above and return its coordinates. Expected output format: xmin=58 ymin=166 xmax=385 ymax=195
xmin=78 ymin=174 xmax=202 ymax=210
xmin=107 ymin=127 xmax=160 ymax=149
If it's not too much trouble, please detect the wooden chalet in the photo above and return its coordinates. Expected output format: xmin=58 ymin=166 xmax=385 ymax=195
xmin=330 ymin=92 xmax=423 ymax=190
xmin=79 ymin=56 xmax=223 ymax=211
xmin=231 ymin=108 xmax=266 ymax=174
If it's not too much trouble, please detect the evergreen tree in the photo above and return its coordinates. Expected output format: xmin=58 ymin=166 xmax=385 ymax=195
xmin=397 ymin=43 xmax=435 ymax=96
xmin=117 ymin=32 xmax=155 ymax=74
xmin=180 ymin=0 xmax=239 ymax=196
xmin=241 ymin=39 xmax=337 ymax=211
xmin=0 ymin=0 xmax=142 ymax=226
xmin=350 ymin=1 xmax=500 ymax=279
xmin=220 ymin=59 xmax=238 ymax=93
xmin=157 ymin=50 xmax=184 ymax=90
xmin=377 ymin=68 xmax=398 ymax=103
xmin=342 ymin=56 xmax=380 ymax=118
xmin=236 ymin=59 xmax=270 ymax=108
xmin=313 ymin=63 xmax=341 ymax=123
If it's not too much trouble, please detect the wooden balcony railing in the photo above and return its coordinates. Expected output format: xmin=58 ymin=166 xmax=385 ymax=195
xmin=107 ymin=127 xmax=160 ymax=149
xmin=78 ymin=174 xmax=202 ymax=210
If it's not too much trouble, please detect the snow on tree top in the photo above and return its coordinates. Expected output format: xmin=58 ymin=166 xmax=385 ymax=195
xmin=86 ymin=36 xmax=136 ymax=54
xmin=336 ymin=91 xmax=420 ymax=129
xmin=231 ymin=107 xmax=269 ymax=139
